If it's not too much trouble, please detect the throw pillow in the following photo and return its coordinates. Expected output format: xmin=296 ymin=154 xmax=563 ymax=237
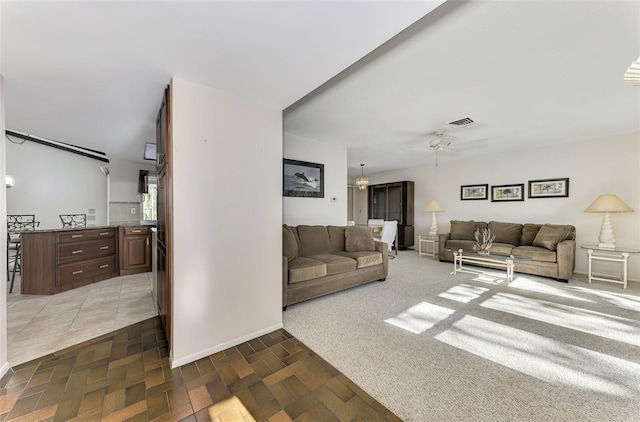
xmin=532 ymin=224 xmax=571 ymax=250
xmin=345 ymin=226 xmax=375 ymax=252
xmin=282 ymin=226 xmax=298 ymax=262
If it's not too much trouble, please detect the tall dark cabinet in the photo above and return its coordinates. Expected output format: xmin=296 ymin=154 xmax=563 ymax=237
xmin=368 ymin=181 xmax=414 ymax=249
xmin=156 ymin=85 xmax=172 ymax=349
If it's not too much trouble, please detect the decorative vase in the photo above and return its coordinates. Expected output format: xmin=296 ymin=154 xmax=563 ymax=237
xmin=474 ymin=228 xmax=495 ymax=255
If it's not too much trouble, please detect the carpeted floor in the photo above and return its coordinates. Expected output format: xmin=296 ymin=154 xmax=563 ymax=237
xmin=283 ymin=250 xmax=640 ymax=422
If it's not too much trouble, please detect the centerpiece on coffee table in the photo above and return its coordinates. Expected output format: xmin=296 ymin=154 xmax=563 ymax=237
xmin=474 ymin=228 xmax=495 ymax=255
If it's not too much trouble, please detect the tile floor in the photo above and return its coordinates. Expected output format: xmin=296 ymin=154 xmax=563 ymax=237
xmin=7 ymin=273 xmax=158 ymax=367
xmin=0 ymin=316 xmax=400 ymax=421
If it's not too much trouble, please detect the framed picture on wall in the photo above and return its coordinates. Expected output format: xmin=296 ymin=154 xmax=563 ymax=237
xmin=460 ymin=184 xmax=488 ymax=200
xmin=283 ymin=159 xmax=324 ymax=198
xmin=491 ymin=184 xmax=525 ymax=202
xmin=528 ymin=178 xmax=569 ymax=198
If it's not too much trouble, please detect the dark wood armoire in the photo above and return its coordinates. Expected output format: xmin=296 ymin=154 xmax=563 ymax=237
xmin=368 ymin=181 xmax=414 ymax=249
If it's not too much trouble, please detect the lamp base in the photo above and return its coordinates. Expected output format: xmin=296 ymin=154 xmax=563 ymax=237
xmin=598 ymin=242 xmax=616 ymax=250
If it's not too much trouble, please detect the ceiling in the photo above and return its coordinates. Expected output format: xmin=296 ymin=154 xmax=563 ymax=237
xmin=1 ymin=0 xmax=442 ymax=162
xmin=2 ymin=1 xmax=639 ymax=177
xmin=285 ymin=0 xmax=640 ymax=176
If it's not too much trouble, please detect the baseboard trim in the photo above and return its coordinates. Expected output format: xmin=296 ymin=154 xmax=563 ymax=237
xmin=170 ymin=322 xmax=284 ymax=369
xmin=0 ymin=361 xmax=11 ymax=378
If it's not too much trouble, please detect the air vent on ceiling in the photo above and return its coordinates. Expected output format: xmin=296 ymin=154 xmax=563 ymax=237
xmin=448 ymin=117 xmax=474 ymax=127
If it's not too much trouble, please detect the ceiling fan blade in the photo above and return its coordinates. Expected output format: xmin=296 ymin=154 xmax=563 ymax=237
xmin=452 ymin=138 xmax=488 ymax=148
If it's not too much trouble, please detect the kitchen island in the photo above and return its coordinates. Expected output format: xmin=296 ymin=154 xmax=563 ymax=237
xmin=20 ymin=224 xmax=152 ymax=295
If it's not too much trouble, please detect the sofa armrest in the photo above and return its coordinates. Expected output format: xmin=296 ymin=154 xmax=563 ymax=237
xmin=438 ymin=233 xmax=451 ymax=261
xmin=375 ymin=241 xmax=389 ymax=279
xmin=282 ymin=256 xmax=288 ymax=308
xmin=556 ymin=239 xmax=576 ymax=281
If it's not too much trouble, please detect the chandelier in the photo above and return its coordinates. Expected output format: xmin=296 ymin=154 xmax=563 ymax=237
xmin=356 ymin=163 xmax=368 ymax=190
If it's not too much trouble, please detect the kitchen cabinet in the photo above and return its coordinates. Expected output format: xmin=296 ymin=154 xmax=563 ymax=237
xmin=155 ymin=84 xmax=172 ymax=348
xmin=119 ymin=226 xmax=151 ymax=276
xmin=21 ymin=227 xmax=119 ymax=295
xmin=368 ymin=181 xmax=415 ymax=249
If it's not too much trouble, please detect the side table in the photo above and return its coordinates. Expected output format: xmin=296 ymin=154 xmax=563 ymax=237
xmin=581 ymin=245 xmax=639 ymax=289
xmin=419 ymin=235 xmax=439 ymax=260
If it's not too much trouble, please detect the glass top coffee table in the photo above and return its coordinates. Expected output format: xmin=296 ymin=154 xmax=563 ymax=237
xmin=449 ymin=248 xmax=532 ymax=283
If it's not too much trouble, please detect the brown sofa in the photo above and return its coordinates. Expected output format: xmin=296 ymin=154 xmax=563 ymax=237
xmin=282 ymin=224 xmax=388 ymax=309
xmin=438 ymin=220 xmax=576 ymax=281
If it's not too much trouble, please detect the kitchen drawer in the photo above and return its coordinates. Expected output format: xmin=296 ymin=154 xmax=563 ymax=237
xmin=57 ymin=238 xmax=116 ymax=263
xmin=123 ymin=227 xmax=150 ymax=235
xmin=58 ymin=256 xmax=116 ymax=284
xmin=57 ymin=228 xmax=116 ymax=243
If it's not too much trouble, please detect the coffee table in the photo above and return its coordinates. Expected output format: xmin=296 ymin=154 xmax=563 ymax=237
xmin=450 ymin=248 xmax=532 ymax=283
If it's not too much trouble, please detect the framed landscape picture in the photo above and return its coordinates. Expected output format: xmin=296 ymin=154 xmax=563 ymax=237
xmin=528 ymin=178 xmax=569 ymax=198
xmin=491 ymin=184 xmax=525 ymax=202
xmin=460 ymin=184 xmax=488 ymax=200
xmin=283 ymin=159 xmax=324 ymax=198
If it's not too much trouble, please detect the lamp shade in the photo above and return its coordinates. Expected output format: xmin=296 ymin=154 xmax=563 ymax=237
xmin=423 ymin=200 xmax=444 ymax=212
xmin=624 ymin=55 xmax=640 ymax=87
xmin=584 ymin=195 xmax=633 ymax=213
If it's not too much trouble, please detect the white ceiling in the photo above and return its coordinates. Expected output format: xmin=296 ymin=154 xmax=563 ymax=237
xmin=1 ymin=0 xmax=442 ymax=162
xmin=285 ymin=0 xmax=640 ymax=176
xmin=2 ymin=1 xmax=639 ymax=177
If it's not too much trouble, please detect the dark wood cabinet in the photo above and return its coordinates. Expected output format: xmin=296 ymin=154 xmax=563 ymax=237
xmin=155 ymin=84 xmax=172 ymax=348
xmin=368 ymin=181 xmax=415 ymax=249
xmin=21 ymin=228 xmax=119 ymax=295
xmin=119 ymin=226 xmax=151 ymax=276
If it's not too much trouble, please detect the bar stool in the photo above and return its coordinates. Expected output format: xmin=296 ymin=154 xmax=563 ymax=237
xmin=59 ymin=214 xmax=87 ymax=228
xmin=7 ymin=215 xmax=38 ymax=293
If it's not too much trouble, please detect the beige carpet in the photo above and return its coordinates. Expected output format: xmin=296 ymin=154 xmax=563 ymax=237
xmin=283 ymin=250 xmax=640 ymax=421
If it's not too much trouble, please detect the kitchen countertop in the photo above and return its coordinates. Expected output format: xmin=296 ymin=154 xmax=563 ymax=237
xmin=21 ymin=223 xmax=156 ymax=234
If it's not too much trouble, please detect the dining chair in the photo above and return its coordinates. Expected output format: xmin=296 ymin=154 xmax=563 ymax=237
xmin=367 ymin=219 xmax=385 ymax=240
xmin=7 ymin=214 xmax=39 ymax=293
xmin=59 ymin=213 xmax=87 ymax=228
xmin=379 ymin=220 xmax=399 ymax=259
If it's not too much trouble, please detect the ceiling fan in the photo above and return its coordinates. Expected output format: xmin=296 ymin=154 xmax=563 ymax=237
xmin=403 ymin=130 xmax=488 ymax=167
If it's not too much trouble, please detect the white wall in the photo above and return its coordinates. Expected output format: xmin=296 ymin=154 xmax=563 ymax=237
xmin=0 ymin=74 xmax=10 ymax=378
xmin=283 ymin=133 xmax=347 ymax=225
xmin=364 ymin=132 xmax=640 ymax=281
xmin=170 ymin=77 xmax=283 ymax=367
xmin=5 ymin=139 xmax=108 ymax=229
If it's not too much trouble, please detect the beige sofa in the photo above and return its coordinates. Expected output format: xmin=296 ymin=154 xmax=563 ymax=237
xmin=438 ymin=220 xmax=576 ymax=281
xmin=282 ymin=224 xmax=388 ymax=309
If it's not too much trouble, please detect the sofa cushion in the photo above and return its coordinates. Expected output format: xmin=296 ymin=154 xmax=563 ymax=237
xmin=512 ymin=246 xmax=557 ymax=263
xmin=489 ymin=243 xmax=515 ymax=255
xmin=297 ymin=225 xmax=332 ymax=256
xmin=307 ymin=254 xmax=356 ymax=275
xmin=521 ymin=223 xmax=542 ymax=246
xmin=345 ymin=226 xmax=375 ymax=252
xmin=336 ymin=251 xmax=382 ymax=269
xmin=533 ymin=224 xmax=572 ymax=250
xmin=288 ymin=257 xmax=327 ymax=284
xmin=450 ymin=220 xmax=487 ymax=241
xmin=488 ymin=221 xmax=522 ymax=246
xmin=282 ymin=226 xmax=298 ymax=262
xmin=327 ymin=226 xmax=346 ymax=252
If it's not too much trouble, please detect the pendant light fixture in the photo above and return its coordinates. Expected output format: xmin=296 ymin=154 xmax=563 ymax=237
xmin=356 ymin=163 xmax=369 ymax=190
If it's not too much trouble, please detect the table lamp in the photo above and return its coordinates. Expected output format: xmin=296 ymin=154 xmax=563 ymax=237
xmin=423 ymin=200 xmax=444 ymax=236
xmin=584 ymin=194 xmax=633 ymax=249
